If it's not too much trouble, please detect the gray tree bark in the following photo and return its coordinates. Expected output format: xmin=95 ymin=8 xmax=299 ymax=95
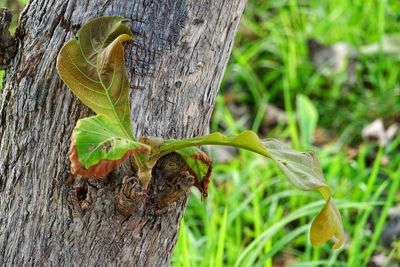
xmin=0 ymin=0 xmax=247 ymax=266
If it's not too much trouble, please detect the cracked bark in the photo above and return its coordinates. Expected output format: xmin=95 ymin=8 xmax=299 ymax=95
xmin=0 ymin=0 xmax=247 ymax=266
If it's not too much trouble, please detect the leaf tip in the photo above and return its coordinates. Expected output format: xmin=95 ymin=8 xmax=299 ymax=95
xmin=309 ymin=197 xmax=345 ymax=249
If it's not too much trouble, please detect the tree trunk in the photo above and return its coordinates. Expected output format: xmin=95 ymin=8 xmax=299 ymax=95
xmin=0 ymin=0 xmax=247 ymax=266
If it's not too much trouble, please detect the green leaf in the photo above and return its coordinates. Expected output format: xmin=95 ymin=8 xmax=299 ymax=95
xmin=70 ymin=114 xmax=149 ymax=178
xmin=153 ymin=131 xmax=344 ymax=248
xmin=262 ymin=138 xmax=327 ymax=191
xmin=56 ymin=16 xmax=134 ymax=137
xmin=175 ymin=147 xmax=212 ymax=199
xmin=296 ymin=94 xmax=318 ymax=148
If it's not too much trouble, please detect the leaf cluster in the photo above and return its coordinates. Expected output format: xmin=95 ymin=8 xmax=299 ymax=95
xmin=57 ymin=16 xmax=344 ymax=249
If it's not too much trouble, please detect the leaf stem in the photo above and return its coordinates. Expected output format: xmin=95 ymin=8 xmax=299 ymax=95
xmin=152 ymin=131 xmax=272 ymax=163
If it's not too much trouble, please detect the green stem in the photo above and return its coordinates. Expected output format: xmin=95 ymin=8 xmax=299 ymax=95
xmin=152 ymin=131 xmax=272 ymax=163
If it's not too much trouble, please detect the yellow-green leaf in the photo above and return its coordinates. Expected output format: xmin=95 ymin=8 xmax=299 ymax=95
xmin=56 ymin=16 xmax=133 ymax=137
xmin=310 ymin=197 xmax=345 ymax=249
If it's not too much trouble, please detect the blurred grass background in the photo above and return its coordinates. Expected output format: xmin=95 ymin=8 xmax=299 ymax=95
xmin=172 ymin=1 xmax=400 ymax=266
xmin=1 ymin=0 xmax=400 ymax=266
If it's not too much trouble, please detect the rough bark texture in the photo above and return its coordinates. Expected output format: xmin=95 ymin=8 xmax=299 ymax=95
xmin=0 ymin=0 xmax=247 ymax=266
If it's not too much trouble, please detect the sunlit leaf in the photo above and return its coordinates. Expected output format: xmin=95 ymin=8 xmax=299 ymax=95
xmin=153 ymin=131 xmax=344 ymax=248
xmin=70 ymin=114 xmax=149 ymax=178
xmin=57 ymin=16 xmax=134 ymax=136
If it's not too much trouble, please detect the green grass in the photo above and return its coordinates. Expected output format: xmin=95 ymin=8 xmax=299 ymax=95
xmin=0 ymin=70 xmax=3 ymax=90
xmin=172 ymin=144 xmax=400 ymax=266
xmin=172 ymin=0 xmax=400 ymax=266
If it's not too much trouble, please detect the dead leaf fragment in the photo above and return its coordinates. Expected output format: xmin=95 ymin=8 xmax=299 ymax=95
xmin=362 ymin=119 xmax=398 ymax=146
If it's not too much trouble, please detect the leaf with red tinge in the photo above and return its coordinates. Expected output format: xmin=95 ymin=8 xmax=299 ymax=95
xmin=175 ymin=147 xmax=212 ymax=200
xmin=70 ymin=114 xmax=149 ymax=178
xmin=70 ymin=144 xmax=134 ymax=178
